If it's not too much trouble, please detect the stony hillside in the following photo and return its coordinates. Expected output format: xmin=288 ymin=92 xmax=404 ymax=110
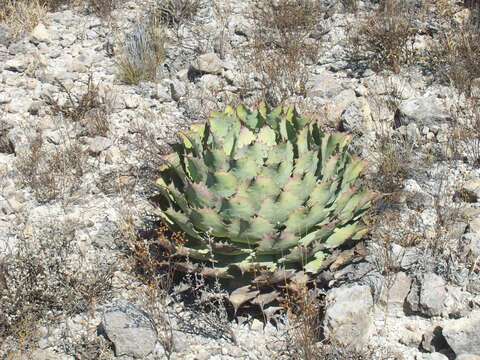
xmin=1 ymin=0 xmax=480 ymax=359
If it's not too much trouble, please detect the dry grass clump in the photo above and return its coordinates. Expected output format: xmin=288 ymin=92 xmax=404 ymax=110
xmin=154 ymin=0 xmax=204 ymax=29
xmin=340 ymin=0 xmax=359 ymax=13
xmin=0 ymin=0 xmax=117 ymax=35
xmin=370 ymin=134 xmax=414 ymax=197
xmin=430 ymin=14 xmax=480 ymax=96
xmin=449 ymin=98 xmax=480 ymax=166
xmin=0 ymin=125 xmax=15 ymax=154
xmin=116 ymin=18 xmax=167 ymax=85
xmin=47 ymin=74 xmax=114 ymax=137
xmin=0 ymin=220 xmax=114 ymax=350
xmin=0 ymin=0 xmax=47 ymax=38
xmin=61 ymin=332 xmax=113 ymax=360
xmin=281 ymin=284 xmax=323 ymax=360
xmin=15 ymin=133 xmax=86 ymax=203
xmin=249 ymin=0 xmax=323 ymax=105
xmin=124 ymin=221 xmax=238 ymax=354
xmin=122 ymin=219 xmax=181 ymax=357
xmin=347 ymin=0 xmax=422 ymax=73
xmin=85 ymin=0 xmax=117 ymax=18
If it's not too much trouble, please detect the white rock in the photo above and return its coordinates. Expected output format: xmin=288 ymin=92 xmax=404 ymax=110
xmin=30 ymin=23 xmax=50 ymax=44
xmin=88 ymin=136 xmax=112 ymax=155
xmin=453 ymin=8 xmax=472 ymax=27
xmin=123 ymin=95 xmax=139 ymax=109
xmin=168 ymin=79 xmax=186 ymax=101
xmin=0 ymin=93 xmax=11 ymax=104
xmin=420 ymin=353 xmax=449 ymax=360
xmin=462 ymin=179 xmax=480 ymax=200
xmin=6 ymin=194 xmax=24 ymax=213
xmin=199 ymin=74 xmax=222 ymax=91
xmin=5 ymin=97 xmax=33 ymax=114
xmin=379 ymin=272 xmax=412 ymax=314
xmin=340 ymin=96 xmax=374 ymax=134
xmin=0 ymin=24 xmax=11 ymax=46
xmin=394 ymin=96 xmax=450 ymax=129
xmin=457 ymin=355 xmax=480 ymax=360
xmin=61 ymin=33 xmax=76 ymax=47
xmin=324 ymin=284 xmax=373 ymax=350
xmin=443 ymin=311 xmax=480 ymax=355
xmin=102 ymin=303 xmax=157 ymax=358
xmin=469 ymin=217 xmax=480 ymax=234
xmin=153 ymin=83 xmax=172 ymax=102
xmin=404 ymin=179 xmax=434 ymax=210
xmin=193 ymin=53 xmax=225 ymax=75
xmin=307 ymin=71 xmax=344 ymax=99
xmin=462 ymin=233 xmax=480 ymax=258
xmin=4 ymin=57 xmax=27 ymax=73
xmin=324 ymin=89 xmax=357 ymax=123
xmin=406 ymin=273 xmax=447 ymax=317
xmin=27 ymin=349 xmax=73 ymax=360
xmin=105 ymin=146 xmax=122 ymax=164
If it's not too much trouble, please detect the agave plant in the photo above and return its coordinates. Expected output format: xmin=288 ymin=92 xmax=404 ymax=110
xmin=155 ymin=103 xmax=375 ymax=280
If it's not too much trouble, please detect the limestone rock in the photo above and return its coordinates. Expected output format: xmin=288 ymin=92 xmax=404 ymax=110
xmin=4 ymin=57 xmax=28 ymax=73
xmin=461 ymin=179 xmax=480 ymax=202
xmin=324 ymin=284 xmax=373 ymax=350
xmin=340 ymin=96 xmax=374 ymax=135
xmin=442 ymin=311 xmax=480 ymax=356
xmin=394 ymin=97 xmax=450 ymax=129
xmin=421 ymin=326 xmax=450 ymax=353
xmin=123 ymin=95 xmax=139 ymax=109
xmin=462 ymin=232 xmax=480 ymax=258
xmin=102 ymin=302 xmax=157 ymax=358
xmin=87 ymin=136 xmax=112 ymax=155
xmin=193 ymin=53 xmax=225 ymax=75
xmin=168 ymin=79 xmax=186 ymax=101
xmin=457 ymin=355 xmax=480 ymax=360
xmin=325 ymin=89 xmax=357 ymax=123
xmin=403 ymin=179 xmax=435 ymax=210
xmin=406 ymin=273 xmax=447 ymax=317
xmin=30 ymin=23 xmax=51 ymax=44
xmin=0 ymin=25 xmax=11 ymax=47
xmin=307 ymin=71 xmax=344 ymax=99
xmin=9 ymin=349 xmax=73 ymax=360
xmin=379 ymin=272 xmax=412 ymax=314
xmin=419 ymin=353 xmax=449 ymax=360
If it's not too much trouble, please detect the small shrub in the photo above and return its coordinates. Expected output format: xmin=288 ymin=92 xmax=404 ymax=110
xmin=154 ymin=0 xmax=204 ymax=28
xmin=62 ymin=332 xmax=112 ymax=360
xmin=0 ymin=220 xmax=114 ymax=347
xmin=86 ymin=0 xmax=117 ymax=18
xmin=340 ymin=0 xmax=359 ymax=13
xmin=248 ymin=0 xmax=323 ymax=105
xmin=116 ymin=19 xmax=167 ymax=85
xmin=370 ymin=134 xmax=414 ymax=196
xmin=465 ymin=0 xmax=480 ymax=29
xmin=347 ymin=0 xmax=421 ymax=73
xmin=0 ymin=126 xmax=15 ymax=154
xmin=47 ymin=74 xmax=114 ymax=136
xmin=449 ymin=98 xmax=480 ymax=166
xmin=281 ymin=284 xmax=323 ymax=360
xmin=430 ymin=18 xmax=480 ymax=96
xmin=16 ymin=133 xmax=86 ymax=203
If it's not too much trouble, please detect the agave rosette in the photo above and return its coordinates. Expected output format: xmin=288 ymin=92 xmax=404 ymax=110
xmin=156 ymin=103 xmax=375 ymax=278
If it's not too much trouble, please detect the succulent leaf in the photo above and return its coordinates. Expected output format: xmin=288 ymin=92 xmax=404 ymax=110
xmin=210 ymin=171 xmax=237 ymax=198
xmin=155 ymin=103 xmax=374 ymax=281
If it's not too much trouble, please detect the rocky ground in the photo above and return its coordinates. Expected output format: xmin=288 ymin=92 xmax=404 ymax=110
xmin=1 ymin=0 xmax=480 ymax=359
